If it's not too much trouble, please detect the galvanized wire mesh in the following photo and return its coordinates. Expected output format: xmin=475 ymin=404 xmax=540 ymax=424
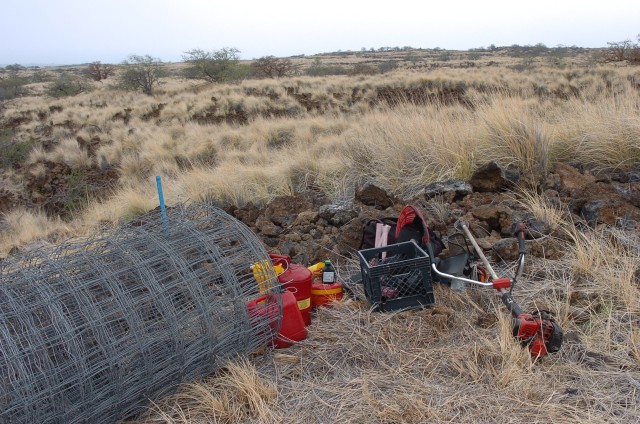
xmin=0 ymin=203 xmax=282 ymax=424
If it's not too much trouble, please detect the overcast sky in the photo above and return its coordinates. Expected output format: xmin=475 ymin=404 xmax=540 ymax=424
xmin=2 ymin=0 xmax=639 ymax=66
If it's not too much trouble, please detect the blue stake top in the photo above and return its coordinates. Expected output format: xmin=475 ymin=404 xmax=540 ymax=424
xmin=156 ymin=176 xmax=170 ymax=238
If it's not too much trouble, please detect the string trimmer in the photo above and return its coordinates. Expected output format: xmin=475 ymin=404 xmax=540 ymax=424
xmin=429 ymin=221 xmax=563 ymax=358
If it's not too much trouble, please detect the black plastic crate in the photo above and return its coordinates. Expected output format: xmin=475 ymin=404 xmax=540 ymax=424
xmin=358 ymin=241 xmax=435 ymax=312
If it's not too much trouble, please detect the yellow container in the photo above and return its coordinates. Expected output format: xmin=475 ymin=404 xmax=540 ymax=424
xmin=307 ymin=262 xmax=325 ymax=282
xmin=252 ymin=261 xmax=284 ymax=294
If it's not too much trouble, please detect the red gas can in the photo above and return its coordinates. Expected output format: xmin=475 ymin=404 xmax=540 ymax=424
xmin=311 ymin=281 xmax=343 ymax=308
xmin=246 ymin=291 xmax=307 ymax=349
xmin=269 ymin=254 xmax=313 ymax=326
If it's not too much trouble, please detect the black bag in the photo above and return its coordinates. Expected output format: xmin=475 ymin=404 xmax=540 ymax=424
xmin=359 ymin=205 xmax=444 ymax=257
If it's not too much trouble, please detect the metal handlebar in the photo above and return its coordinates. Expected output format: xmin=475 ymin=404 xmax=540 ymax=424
xmin=440 ymin=220 xmax=528 ymax=303
xmin=430 ymin=263 xmax=494 ymax=287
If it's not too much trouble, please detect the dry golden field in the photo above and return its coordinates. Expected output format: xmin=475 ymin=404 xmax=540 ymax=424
xmin=1 ymin=47 xmax=639 ymax=423
xmin=2 ymin=48 xmax=639 ymax=254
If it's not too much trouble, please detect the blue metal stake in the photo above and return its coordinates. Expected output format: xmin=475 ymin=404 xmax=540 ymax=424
xmin=156 ymin=175 xmax=170 ymax=238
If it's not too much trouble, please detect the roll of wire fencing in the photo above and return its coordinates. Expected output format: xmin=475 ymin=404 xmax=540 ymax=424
xmin=0 ymin=202 xmax=283 ymax=424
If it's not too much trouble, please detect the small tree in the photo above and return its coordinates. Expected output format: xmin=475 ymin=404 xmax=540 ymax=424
xmin=252 ymin=56 xmax=297 ymax=78
xmin=304 ymin=58 xmax=348 ymax=76
xmin=46 ymin=74 xmax=92 ymax=98
xmin=182 ymin=47 xmax=245 ymax=82
xmin=84 ymin=61 xmax=115 ymax=82
xmin=118 ymin=54 xmax=165 ymax=95
xmin=628 ymin=34 xmax=640 ymax=63
xmin=0 ymin=64 xmax=28 ymax=100
xmin=5 ymin=64 xmax=25 ymax=78
xmin=604 ymin=40 xmax=633 ymax=62
xmin=378 ymin=61 xmax=399 ymax=74
xmin=349 ymin=63 xmax=377 ymax=76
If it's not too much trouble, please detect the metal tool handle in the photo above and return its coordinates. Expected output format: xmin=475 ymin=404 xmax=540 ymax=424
xmin=515 ymin=223 xmax=526 ymax=254
xmin=456 ymin=220 xmax=499 ymax=281
xmin=513 ymin=223 xmax=526 ymax=285
xmin=501 ymin=291 xmax=523 ymax=317
xmin=456 ymin=220 xmax=525 ymax=316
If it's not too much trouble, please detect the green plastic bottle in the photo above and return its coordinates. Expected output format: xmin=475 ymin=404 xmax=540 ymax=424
xmin=322 ymin=260 xmax=335 ymax=285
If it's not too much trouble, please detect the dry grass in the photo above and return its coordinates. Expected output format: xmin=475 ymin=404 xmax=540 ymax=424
xmin=80 ymin=184 xmax=161 ymax=227
xmin=551 ymin=94 xmax=640 ymax=172
xmin=344 ymin=102 xmax=479 ymax=197
xmin=1 ymin=53 xmax=640 ymax=422
xmin=129 ymin=359 xmax=278 ymax=424
xmin=476 ymin=97 xmax=550 ymax=184
xmin=3 ymin=62 xmax=640 ymax=254
xmin=512 ymin=189 xmax=566 ymax=234
xmin=129 ymin=183 xmax=639 ymax=423
xmin=137 ymin=262 xmax=639 ymax=423
xmin=0 ymin=208 xmax=69 ymax=254
xmin=563 ymin=225 xmax=639 ymax=314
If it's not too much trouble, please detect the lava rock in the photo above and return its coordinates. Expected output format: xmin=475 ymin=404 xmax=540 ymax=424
xmin=470 ymin=203 xmax=514 ymax=234
xmin=318 ymin=203 xmax=359 ymax=226
xmin=0 ymin=189 xmax=17 ymax=215
xmin=293 ymin=211 xmax=319 ymax=226
xmin=581 ymin=200 xmax=611 ymax=227
xmin=264 ymin=192 xmax=320 ymax=226
xmin=552 ymin=162 xmax=595 ymax=197
xmin=526 ymin=218 xmax=553 ymax=237
xmin=529 ymin=237 xmax=563 ymax=260
xmin=492 ymin=237 xmax=519 ymax=260
xmin=423 ymin=180 xmax=473 ymax=200
xmin=355 ymin=183 xmax=395 ymax=209
xmin=469 ymin=161 xmax=520 ymax=192
xmin=229 ymin=202 xmax=262 ymax=227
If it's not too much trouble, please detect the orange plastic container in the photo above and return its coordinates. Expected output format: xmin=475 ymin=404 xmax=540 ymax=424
xmin=246 ymin=291 xmax=307 ymax=349
xmin=270 ymin=254 xmax=313 ymax=326
xmin=311 ymin=281 xmax=343 ymax=308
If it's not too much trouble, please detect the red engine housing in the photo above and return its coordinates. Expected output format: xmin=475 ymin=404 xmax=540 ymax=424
xmin=513 ymin=312 xmax=561 ymax=357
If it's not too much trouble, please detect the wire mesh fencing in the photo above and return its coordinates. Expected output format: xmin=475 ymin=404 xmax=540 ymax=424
xmin=0 ymin=202 xmax=282 ymax=424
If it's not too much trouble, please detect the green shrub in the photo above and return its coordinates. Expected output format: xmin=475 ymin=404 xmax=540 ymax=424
xmin=378 ymin=61 xmax=399 ymax=73
xmin=45 ymin=74 xmax=92 ymax=98
xmin=0 ymin=134 xmax=35 ymax=168
xmin=252 ymin=56 xmax=297 ymax=78
xmin=63 ymin=168 xmax=90 ymax=214
xmin=118 ymin=54 xmax=166 ymax=95
xmin=182 ymin=48 xmax=248 ymax=83
xmin=83 ymin=62 xmax=115 ymax=82
xmin=0 ymin=76 xmax=29 ymax=100
xmin=30 ymin=70 xmax=53 ymax=83
xmin=304 ymin=58 xmax=348 ymax=76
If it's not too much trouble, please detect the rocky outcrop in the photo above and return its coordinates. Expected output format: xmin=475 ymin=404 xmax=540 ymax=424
xmin=0 ymin=189 xmax=17 ymax=215
xmin=547 ymin=163 xmax=640 ymax=227
xmin=469 ymin=161 xmax=520 ymax=192
xmin=423 ymin=180 xmax=472 ymax=201
xmin=23 ymin=160 xmax=119 ymax=218
xmin=235 ymin=162 xmax=639 ymax=268
xmin=355 ymin=183 xmax=396 ymax=209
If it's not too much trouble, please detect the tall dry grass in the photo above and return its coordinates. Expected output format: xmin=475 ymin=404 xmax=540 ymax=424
xmin=475 ymin=96 xmax=551 ymax=184
xmin=1 ymin=58 xmax=639 ymax=422
xmin=0 ymin=209 xmax=69 ymax=254
xmin=137 ymin=258 xmax=639 ymax=423
xmin=343 ymin=102 xmax=480 ymax=197
xmin=132 ymin=184 xmax=640 ymax=423
xmin=129 ymin=359 xmax=278 ymax=424
xmin=551 ymin=94 xmax=640 ymax=171
xmin=2 ymin=62 xmax=640 ymax=254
